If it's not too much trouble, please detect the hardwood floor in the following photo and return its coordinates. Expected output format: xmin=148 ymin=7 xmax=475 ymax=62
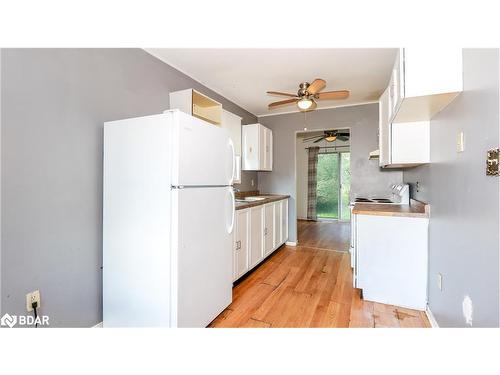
xmin=210 ymin=221 xmax=430 ymax=328
xmin=297 ymin=219 xmax=350 ymax=252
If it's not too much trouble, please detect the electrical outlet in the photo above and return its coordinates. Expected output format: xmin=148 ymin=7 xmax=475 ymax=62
xmin=26 ymin=290 xmax=41 ymax=312
xmin=456 ymin=131 xmax=465 ymax=152
xmin=437 ymin=273 xmax=443 ymax=291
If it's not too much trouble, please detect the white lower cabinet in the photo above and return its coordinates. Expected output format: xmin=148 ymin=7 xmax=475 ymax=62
xmin=233 ymin=198 xmax=289 ymax=282
xmin=249 ymin=205 xmax=264 ymax=268
xmin=264 ymin=203 xmax=275 ymax=256
xmin=354 ymin=214 xmax=429 ymax=310
xmin=233 ymin=209 xmax=250 ymax=281
xmin=281 ymin=199 xmax=288 ymax=243
xmin=274 ymin=200 xmax=282 ymax=250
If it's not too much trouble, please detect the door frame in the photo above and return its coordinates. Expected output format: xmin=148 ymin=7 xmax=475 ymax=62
xmin=315 ymin=150 xmax=351 ymax=222
xmin=294 ymin=127 xmax=351 ymax=244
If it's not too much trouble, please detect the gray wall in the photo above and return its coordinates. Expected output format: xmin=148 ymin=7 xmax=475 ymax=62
xmin=0 ymin=48 xmax=257 ymax=327
xmin=404 ymin=49 xmax=499 ymax=327
xmin=258 ymin=104 xmax=403 ymax=243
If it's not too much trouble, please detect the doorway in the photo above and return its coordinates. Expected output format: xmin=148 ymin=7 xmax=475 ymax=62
xmin=316 ymin=151 xmax=351 ymax=221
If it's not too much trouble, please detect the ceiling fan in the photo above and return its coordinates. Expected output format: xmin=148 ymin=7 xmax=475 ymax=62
xmin=302 ymin=130 xmax=350 ymax=143
xmin=267 ymin=79 xmax=349 ymax=112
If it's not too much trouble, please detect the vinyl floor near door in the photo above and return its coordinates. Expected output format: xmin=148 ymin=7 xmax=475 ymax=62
xmin=210 ymin=221 xmax=430 ymax=328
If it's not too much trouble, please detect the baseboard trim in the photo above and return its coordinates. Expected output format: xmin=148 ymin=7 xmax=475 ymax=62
xmin=425 ymin=305 xmax=439 ymax=328
xmin=93 ymin=322 xmax=103 ymax=328
xmin=285 ymin=241 xmax=297 ymax=246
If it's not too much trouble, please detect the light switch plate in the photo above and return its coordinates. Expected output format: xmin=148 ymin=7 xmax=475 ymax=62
xmin=456 ymin=132 xmax=464 ymax=152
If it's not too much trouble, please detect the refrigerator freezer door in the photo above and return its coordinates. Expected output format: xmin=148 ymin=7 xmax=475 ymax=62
xmin=171 ymin=186 xmax=234 ymax=327
xmin=169 ymin=110 xmax=235 ymax=187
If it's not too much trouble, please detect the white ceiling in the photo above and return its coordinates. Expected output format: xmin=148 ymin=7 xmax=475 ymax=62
xmin=146 ymin=48 xmax=398 ymax=117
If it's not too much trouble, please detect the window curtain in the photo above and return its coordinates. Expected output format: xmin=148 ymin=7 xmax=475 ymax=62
xmin=307 ymin=146 xmax=320 ymax=221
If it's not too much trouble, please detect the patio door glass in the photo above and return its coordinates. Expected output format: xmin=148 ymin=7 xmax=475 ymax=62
xmin=316 ymin=152 xmax=350 ymax=220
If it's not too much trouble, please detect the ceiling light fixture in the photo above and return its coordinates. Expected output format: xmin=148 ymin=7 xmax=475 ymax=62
xmin=325 ymin=135 xmax=337 ymax=142
xmin=297 ymin=97 xmax=313 ymax=110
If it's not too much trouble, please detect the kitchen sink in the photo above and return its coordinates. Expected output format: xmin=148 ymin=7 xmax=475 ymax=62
xmin=235 ymin=196 xmax=267 ymax=202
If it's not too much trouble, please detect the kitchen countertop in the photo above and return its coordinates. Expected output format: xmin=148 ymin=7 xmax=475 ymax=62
xmin=235 ymin=194 xmax=290 ymax=210
xmin=352 ymin=200 xmax=430 ymax=218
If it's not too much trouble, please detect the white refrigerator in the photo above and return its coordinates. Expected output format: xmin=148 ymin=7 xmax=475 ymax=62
xmin=103 ymin=110 xmax=235 ymax=327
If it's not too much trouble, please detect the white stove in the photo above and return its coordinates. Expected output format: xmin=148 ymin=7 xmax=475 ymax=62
xmin=352 ymin=184 xmax=410 ymax=205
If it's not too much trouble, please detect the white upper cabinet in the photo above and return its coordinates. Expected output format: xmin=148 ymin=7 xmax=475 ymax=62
xmin=264 ymin=127 xmax=273 ymax=171
xmin=221 ymin=109 xmax=242 ymax=184
xmin=378 ymin=86 xmax=391 ymax=167
xmin=391 ymin=121 xmax=430 ymax=165
xmin=242 ymin=123 xmax=273 ymax=171
xmin=393 ymin=48 xmax=463 ymax=123
xmin=170 ymin=88 xmax=222 ymax=126
xmin=379 ymin=48 xmax=462 ymax=168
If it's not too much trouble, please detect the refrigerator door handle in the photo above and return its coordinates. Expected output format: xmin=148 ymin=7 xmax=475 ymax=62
xmin=228 ymin=188 xmax=235 ymax=234
xmin=228 ymin=138 xmax=235 ymax=186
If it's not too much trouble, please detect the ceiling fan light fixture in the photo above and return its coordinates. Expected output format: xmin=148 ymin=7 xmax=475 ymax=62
xmin=325 ymin=135 xmax=337 ymax=142
xmin=297 ymin=97 xmax=313 ymax=110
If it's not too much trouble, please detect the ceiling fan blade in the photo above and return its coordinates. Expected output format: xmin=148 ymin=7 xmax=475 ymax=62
xmin=313 ymin=137 xmax=325 ymax=143
xmin=337 ymin=136 xmax=349 ymax=141
xmin=268 ymin=98 xmax=298 ymax=109
xmin=307 ymin=79 xmax=326 ymax=95
xmin=316 ymin=90 xmax=350 ymax=100
xmin=267 ymin=91 xmax=298 ymax=98
xmin=302 ymin=135 xmax=323 ymax=141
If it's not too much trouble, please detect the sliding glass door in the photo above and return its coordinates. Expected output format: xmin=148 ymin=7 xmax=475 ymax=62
xmin=316 ymin=152 xmax=350 ymax=220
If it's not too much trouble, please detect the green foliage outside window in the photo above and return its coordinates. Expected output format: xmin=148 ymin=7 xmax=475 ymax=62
xmin=316 ymin=152 xmax=350 ymax=220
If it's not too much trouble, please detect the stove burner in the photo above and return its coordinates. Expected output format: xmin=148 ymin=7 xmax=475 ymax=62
xmin=354 ymin=197 xmax=396 ymax=204
xmin=355 ymin=198 xmax=372 ymax=202
xmin=371 ymin=198 xmax=394 ymax=203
